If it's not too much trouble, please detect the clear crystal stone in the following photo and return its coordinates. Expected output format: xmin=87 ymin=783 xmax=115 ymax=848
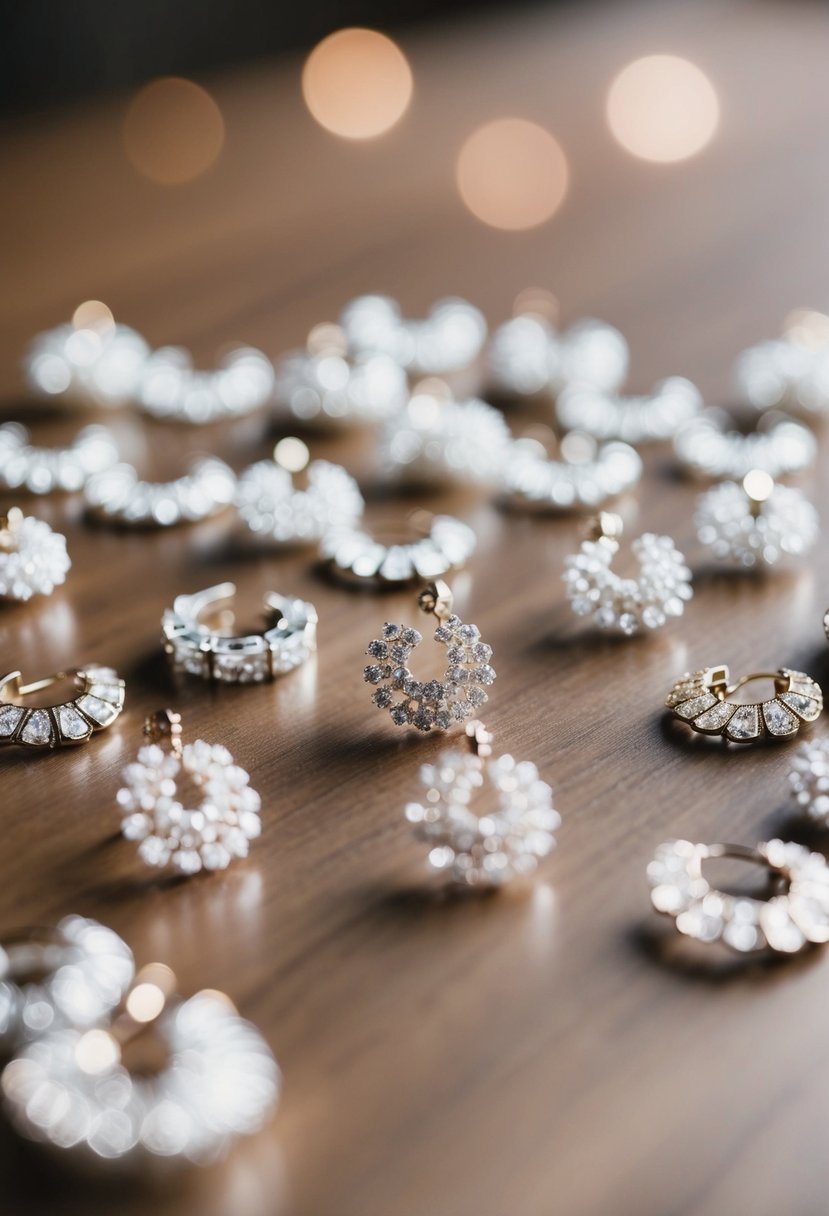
xmin=693 ymin=701 xmax=736 ymax=731
xmin=674 ymin=692 xmax=717 ymax=720
xmin=779 ymin=691 xmax=820 ymax=721
xmin=76 ymin=694 xmax=118 ymax=726
xmin=21 ymin=710 xmax=53 ymax=745
xmin=58 ymin=705 xmax=90 ymax=740
xmin=762 ymin=699 xmax=797 ymax=736
xmin=0 ymin=705 xmax=24 ymax=737
xmin=727 ymin=705 xmax=760 ymax=740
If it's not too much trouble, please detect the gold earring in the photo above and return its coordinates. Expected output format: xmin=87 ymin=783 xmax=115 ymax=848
xmin=0 ymin=665 xmax=125 ymax=748
xmin=667 ymin=664 xmax=822 ymax=743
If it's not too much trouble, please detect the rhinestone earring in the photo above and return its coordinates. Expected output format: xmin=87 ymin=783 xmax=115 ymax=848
xmin=406 ymin=720 xmax=560 ymax=887
xmin=667 ymin=664 xmax=823 ymax=743
xmin=695 ymin=469 xmax=818 ymax=568
xmin=0 ymin=507 xmax=70 ymax=602
xmin=85 ymin=457 xmax=236 ymax=528
xmin=563 ymin=512 xmax=692 ymax=635
xmin=2 ymin=961 xmax=280 ymax=1163
xmin=488 ymin=313 xmax=628 ymax=399
xmin=0 ymin=665 xmax=125 ymax=748
xmin=674 ymin=408 xmax=815 ymax=481
xmin=340 ymin=294 xmax=487 ymax=376
xmin=364 ymin=580 xmax=496 ymax=731
xmin=648 ymin=838 xmax=829 ymax=954
xmin=0 ymin=423 xmax=118 ymax=494
xmin=556 ymin=376 xmax=702 ymax=444
xmin=500 ymin=429 xmax=642 ymax=512
xmin=118 ymin=710 xmax=262 ymax=875
xmin=322 ymin=510 xmax=476 ymax=587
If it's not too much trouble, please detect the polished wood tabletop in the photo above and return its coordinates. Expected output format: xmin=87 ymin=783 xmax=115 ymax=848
xmin=3 ymin=1 xmax=829 ymax=1213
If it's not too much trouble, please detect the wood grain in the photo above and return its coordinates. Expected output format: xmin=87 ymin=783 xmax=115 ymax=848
xmin=3 ymin=2 xmax=829 ymax=1213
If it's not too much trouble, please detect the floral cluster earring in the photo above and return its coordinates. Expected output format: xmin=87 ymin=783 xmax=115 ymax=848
xmin=563 ymin=512 xmax=692 ymax=635
xmin=118 ymin=710 xmax=262 ymax=875
xmin=364 ymin=581 xmax=496 ymax=731
xmin=405 ymin=720 xmax=560 ymax=887
xmin=695 ymin=469 xmax=818 ymax=568
xmin=666 ymin=664 xmax=823 ymax=743
xmin=0 ymin=507 xmax=70 ymax=602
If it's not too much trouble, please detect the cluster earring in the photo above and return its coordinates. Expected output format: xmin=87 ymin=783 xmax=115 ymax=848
xmin=488 ymin=313 xmax=628 ymax=398
xmin=0 ymin=423 xmax=118 ymax=494
xmin=138 ymin=345 xmax=274 ymax=424
xmin=648 ymin=838 xmax=829 ymax=954
xmin=563 ymin=512 xmax=692 ymax=635
xmin=0 ymin=665 xmax=125 ymax=747
xmin=25 ymin=313 xmax=150 ymax=409
xmin=674 ymin=409 xmax=815 ymax=481
xmin=695 ymin=469 xmax=818 ymax=568
xmin=364 ymin=581 xmax=496 ymax=731
xmin=273 ymin=327 xmax=408 ymax=426
xmin=0 ymin=917 xmax=134 ymax=1047
xmin=405 ymin=720 xmax=560 ymax=887
xmin=735 ymin=323 xmax=829 ymax=416
xmin=2 ymin=963 xmax=279 ymax=1163
xmin=0 ymin=507 xmax=70 ymax=602
xmin=379 ymin=391 xmax=511 ymax=486
xmin=789 ymin=739 xmax=829 ymax=824
xmin=500 ymin=430 xmax=642 ymax=511
xmin=340 ymin=294 xmax=487 ymax=376
xmin=118 ymin=710 xmax=262 ymax=875
xmin=236 ymin=437 xmax=364 ymax=543
xmin=557 ymin=376 xmax=702 ymax=444
xmin=85 ymin=457 xmax=236 ymax=527
xmin=666 ymin=664 xmax=822 ymax=742
xmin=322 ymin=510 xmax=476 ymax=586
xmin=162 ymin=582 xmax=317 ymax=683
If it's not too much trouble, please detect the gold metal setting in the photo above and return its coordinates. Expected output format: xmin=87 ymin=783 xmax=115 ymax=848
xmin=666 ymin=664 xmax=823 ymax=743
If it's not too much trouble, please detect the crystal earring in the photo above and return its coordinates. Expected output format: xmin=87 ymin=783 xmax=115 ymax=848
xmin=563 ymin=512 xmax=692 ymax=635
xmin=0 ymin=423 xmax=118 ymax=494
xmin=405 ymin=720 xmax=560 ymax=887
xmin=85 ymin=457 xmax=236 ymax=527
xmin=648 ymin=838 xmax=829 ymax=954
xmin=118 ymin=710 xmax=262 ymax=875
xmin=138 ymin=344 xmax=274 ymax=424
xmin=364 ymin=581 xmax=496 ymax=731
xmin=0 ymin=917 xmax=134 ymax=1049
xmin=666 ymin=664 xmax=823 ymax=743
xmin=556 ymin=376 xmax=702 ymax=444
xmin=789 ymin=739 xmax=829 ymax=823
xmin=378 ymin=391 xmax=511 ymax=487
xmin=695 ymin=469 xmax=818 ymax=567
xmin=25 ymin=310 xmax=150 ymax=409
xmin=500 ymin=429 xmax=641 ymax=512
xmin=0 ymin=665 xmax=125 ymax=748
xmin=340 ymin=294 xmax=487 ymax=376
xmin=735 ymin=318 xmax=829 ymax=417
xmin=322 ymin=510 xmax=476 ymax=586
xmin=0 ymin=507 xmax=70 ymax=601
xmin=488 ymin=313 xmax=628 ymax=399
xmin=674 ymin=408 xmax=815 ymax=481
xmin=2 ymin=962 xmax=279 ymax=1162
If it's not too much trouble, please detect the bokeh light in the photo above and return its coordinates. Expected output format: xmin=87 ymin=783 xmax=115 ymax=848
xmin=456 ymin=119 xmax=569 ymax=230
xmin=784 ymin=308 xmax=829 ymax=350
xmin=606 ymin=55 xmax=719 ymax=163
xmin=302 ymin=28 xmax=413 ymax=139
xmin=123 ymin=77 xmax=225 ymax=184
xmin=512 ymin=287 xmax=560 ymax=323
xmin=274 ymin=436 xmax=310 ymax=472
xmin=71 ymin=300 xmax=115 ymax=334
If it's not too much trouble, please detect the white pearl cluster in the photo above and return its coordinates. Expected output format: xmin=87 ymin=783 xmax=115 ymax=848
xmin=341 ymin=294 xmax=487 ymax=376
xmin=236 ymin=458 xmax=364 ymax=543
xmin=406 ymin=748 xmax=560 ymax=886
xmin=0 ymin=423 xmax=118 ymax=494
xmin=557 ymin=376 xmax=702 ymax=443
xmin=488 ymin=314 xmax=629 ymax=397
xmin=118 ymin=740 xmax=262 ymax=875
xmin=789 ymin=740 xmax=829 ymax=824
xmin=2 ymin=990 xmax=279 ymax=1163
xmin=0 ymin=513 xmax=71 ymax=601
xmin=563 ymin=532 xmax=693 ymax=635
xmin=674 ymin=409 xmax=816 ymax=480
xmin=695 ymin=480 xmax=818 ymax=567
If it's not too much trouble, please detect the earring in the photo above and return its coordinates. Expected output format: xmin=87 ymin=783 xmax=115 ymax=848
xmin=84 ymin=457 xmax=236 ymax=527
xmin=0 ymin=507 xmax=70 ymax=602
xmin=322 ymin=510 xmax=476 ymax=586
xmin=0 ymin=917 xmax=134 ymax=1048
xmin=500 ymin=430 xmax=641 ymax=511
xmin=138 ymin=345 xmax=274 ymax=424
xmin=556 ymin=376 xmax=702 ymax=443
xmin=488 ymin=313 xmax=628 ymax=398
xmin=648 ymin=838 xmax=829 ymax=954
xmin=273 ymin=327 xmax=408 ymax=426
xmin=695 ymin=469 xmax=818 ymax=567
xmin=405 ymin=720 xmax=560 ymax=886
xmin=162 ymin=582 xmax=317 ymax=683
xmin=788 ymin=739 xmax=829 ymax=823
xmin=667 ymin=664 xmax=822 ymax=742
xmin=0 ymin=423 xmax=118 ymax=494
xmin=674 ymin=409 xmax=815 ymax=481
xmin=25 ymin=312 xmax=150 ymax=409
xmin=364 ymin=580 xmax=496 ymax=731
xmin=236 ymin=437 xmax=364 ymax=543
xmin=563 ymin=512 xmax=692 ymax=635
xmin=2 ymin=964 xmax=279 ymax=1162
xmin=118 ymin=710 xmax=262 ymax=875
xmin=0 ymin=665 xmax=125 ymax=747
xmin=340 ymin=294 xmax=487 ymax=376
xmin=735 ymin=319 xmax=829 ymax=417
xmin=378 ymin=392 xmax=511 ymax=487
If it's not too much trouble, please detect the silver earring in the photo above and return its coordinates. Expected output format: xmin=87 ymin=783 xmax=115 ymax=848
xmin=25 ymin=311 xmax=150 ymax=409
xmin=322 ymin=511 xmax=475 ymax=586
xmin=735 ymin=317 xmax=829 ymax=416
xmin=84 ymin=457 xmax=236 ymax=527
xmin=0 ymin=423 xmax=118 ymax=494
xmin=500 ymin=430 xmax=641 ymax=511
xmin=406 ymin=720 xmax=560 ymax=887
xmin=0 ymin=507 xmax=70 ymax=601
xmin=695 ymin=470 xmax=818 ymax=567
xmin=138 ymin=345 xmax=274 ymax=423
xmin=488 ymin=313 xmax=628 ymax=398
xmin=379 ymin=391 xmax=511 ymax=486
xmin=340 ymin=294 xmax=487 ymax=376
xmin=674 ymin=409 xmax=815 ymax=481
xmin=557 ymin=376 xmax=702 ymax=443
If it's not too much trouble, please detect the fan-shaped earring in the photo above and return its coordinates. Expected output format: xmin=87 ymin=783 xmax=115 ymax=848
xmin=695 ymin=469 xmax=818 ymax=568
xmin=118 ymin=709 xmax=262 ymax=875
xmin=666 ymin=664 xmax=822 ymax=743
xmin=364 ymin=580 xmax=496 ymax=731
xmin=563 ymin=512 xmax=692 ymax=635
xmin=0 ymin=665 xmax=125 ymax=748
xmin=405 ymin=720 xmax=560 ymax=887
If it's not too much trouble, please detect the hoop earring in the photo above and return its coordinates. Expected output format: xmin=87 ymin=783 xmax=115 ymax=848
xmin=488 ymin=314 xmax=628 ymax=398
xmin=84 ymin=457 xmax=236 ymax=528
xmin=0 ymin=423 xmax=118 ymax=494
xmin=162 ymin=582 xmax=317 ymax=683
xmin=500 ymin=429 xmax=641 ymax=511
xmin=667 ymin=664 xmax=822 ymax=742
xmin=556 ymin=376 xmax=701 ymax=444
xmin=0 ymin=507 xmax=70 ymax=602
xmin=0 ymin=665 xmax=125 ymax=747
xmin=138 ymin=345 xmax=274 ymax=424
xmin=322 ymin=510 xmax=476 ymax=586
xmin=563 ymin=512 xmax=692 ymax=635
xmin=378 ymin=393 xmax=511 ymax=487
xmin=340 ymin=294 xmax=487 ymax=376
xmin=674 ymin=408 xmax=815 ymax=481
xmin=364 ymin=581 xmax=496 ymax=731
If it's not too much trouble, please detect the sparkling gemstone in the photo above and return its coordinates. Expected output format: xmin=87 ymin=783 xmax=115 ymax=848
xmin=762 ymin=699 xmax=797 ymax=737
xmin=76 ymin=694 xmax=118 ymax=726
xmin=693 ymin=701 xmax=736 ymax=731
xmin=363 ymin=664 xmax=384 ymax=685
xmin=674 ymin=692 xmax=717 ymax=720
xmin=20 ymin=710 xmax=53 ymax=746
xmin=727 ymin=705 xmax=760 ymax=740
xmin=0 ymin=705 xmax=24 ymax=737
xmin=372 ymin=688 xmax=393 ymax=708
xmin=88 ymin=682 xmax=123 ymax=706
xmin=58 ymin=704 xmax=90 ymax=740
xmin=779 ymin=691 xmax=820 ymax=721
xmin=367 ymin=640 xmax=388 ymax=660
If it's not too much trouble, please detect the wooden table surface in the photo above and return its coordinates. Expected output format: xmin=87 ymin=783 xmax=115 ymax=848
xmin=3 ymin=1 xmax=829 ymax=1212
